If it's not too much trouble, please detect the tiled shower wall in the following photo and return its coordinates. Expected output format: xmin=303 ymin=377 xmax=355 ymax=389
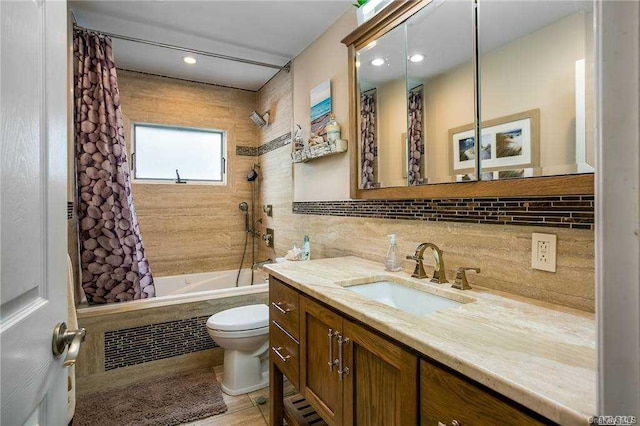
xmin=256 ymin=70 xmax=595 ymax=312
xmin=117 ymin=70 xmax=259 ymax=277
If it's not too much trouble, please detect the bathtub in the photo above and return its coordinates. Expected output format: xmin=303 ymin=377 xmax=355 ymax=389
xmin=154 ymin=268 xmax=269 ymax=297
xmin=74 ymin=267 xmax=269 ymax=396
xmin=76 ymin=267 xmax=269 ymax=317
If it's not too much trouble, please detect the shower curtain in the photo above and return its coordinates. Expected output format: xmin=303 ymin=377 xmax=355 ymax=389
xmin=360 ymin=90 xmax=378 ymax=189
xmin=407 ymin=86 xmax=424 ymax=186
xmin=73 ymin=29 xmax=155 ymax=304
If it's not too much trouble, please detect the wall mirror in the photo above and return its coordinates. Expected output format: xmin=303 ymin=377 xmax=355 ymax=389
xmin=477 ymin=0 xmax=595 ymax=181
xmin=344 ymin=0 xmax=595 ymax=198
xmin=356 ymin=23 xmax=407 ymax=189
xmin=406 ymin=0 xmax=475 ymax=185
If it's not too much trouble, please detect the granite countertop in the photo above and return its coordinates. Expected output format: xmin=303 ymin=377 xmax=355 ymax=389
xmin=264 ymin=256 xmax=595 ymax=426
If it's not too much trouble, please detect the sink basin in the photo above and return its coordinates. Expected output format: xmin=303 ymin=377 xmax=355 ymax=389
xmin=346 ymin=281 xmax=463 ymax=316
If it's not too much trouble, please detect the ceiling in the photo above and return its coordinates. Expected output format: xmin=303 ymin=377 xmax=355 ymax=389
xmin=358 ymin=0 xmax=593 ymax=86
xmin=71 ymin=1 xmax=351 ymax=91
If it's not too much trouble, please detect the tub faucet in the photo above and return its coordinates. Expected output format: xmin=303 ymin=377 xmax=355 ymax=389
xmin=406 ymin=243 xmax=448 ymax=284
xmin=252 ymin=258 xmax=273 ymax=270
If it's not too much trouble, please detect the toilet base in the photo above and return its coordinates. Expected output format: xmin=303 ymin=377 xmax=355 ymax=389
xmin=221 ymin=371 xmax=269 ymax=396
xmin=220 ymin=347 xmax=269 ymax=396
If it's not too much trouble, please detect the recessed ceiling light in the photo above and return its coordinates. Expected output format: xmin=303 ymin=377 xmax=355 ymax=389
xmin=183 ymin=56 xmax=197 ymax=65
xmin=409 ymin=54 xmax=425 ymax=63
xmin=366 ymin=40 xmax=377 ymax=50
xmin=371 ymin=58 xmax=385 ymax=66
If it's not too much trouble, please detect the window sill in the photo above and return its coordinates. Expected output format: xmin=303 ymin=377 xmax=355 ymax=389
xmin=131 ymin=179 xmax=227 ymax=186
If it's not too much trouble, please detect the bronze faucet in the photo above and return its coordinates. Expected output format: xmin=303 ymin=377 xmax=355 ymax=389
xmin=406 ymin=243 xmax=448 ymax=284
xmin=452 ymin=267 xmax=480 ymax=290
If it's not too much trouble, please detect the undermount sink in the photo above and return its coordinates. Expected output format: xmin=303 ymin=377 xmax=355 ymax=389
xmin=346 ymin=280 xmax=464 ymax=316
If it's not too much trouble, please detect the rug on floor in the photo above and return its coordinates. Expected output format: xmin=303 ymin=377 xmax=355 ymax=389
xmin=73 ymin=369 xmax=228 ymax=426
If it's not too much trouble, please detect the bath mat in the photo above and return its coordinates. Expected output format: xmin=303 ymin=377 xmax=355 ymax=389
xmin=73 ymin=369 xmax=227 ymax=426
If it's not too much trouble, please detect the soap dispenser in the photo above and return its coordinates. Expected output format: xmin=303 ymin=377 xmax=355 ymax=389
xmin=302 ymin=235 xmax=310 ymax=261
xmin=385 ymin=234 xmax=402 ymax=272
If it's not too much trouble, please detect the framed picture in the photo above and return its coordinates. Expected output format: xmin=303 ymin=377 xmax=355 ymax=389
xmin=310 ymin=80 xmax=332 ymax=138
xmin=449 ymin=109 xmax=539 ymax=175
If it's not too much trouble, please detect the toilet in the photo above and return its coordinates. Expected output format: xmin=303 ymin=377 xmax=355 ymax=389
xmin=206 ymin=304 xmax=270 ymax=396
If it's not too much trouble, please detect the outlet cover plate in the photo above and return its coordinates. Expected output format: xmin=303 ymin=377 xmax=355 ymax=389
xmin=531 ymin=233 xmax=557 ymax=272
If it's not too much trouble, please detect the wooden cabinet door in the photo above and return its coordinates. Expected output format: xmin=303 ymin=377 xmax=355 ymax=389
xmin=421 ymin=360 xmax=547 ymax=426
xmin=342 ymin=319 xmax=418 ymax=426
xmin=300 ymin=297 xmax=344 ymax=426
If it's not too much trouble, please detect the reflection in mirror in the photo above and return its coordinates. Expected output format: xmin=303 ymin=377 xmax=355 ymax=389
xmin=478 ymin=0 xmax=595 ymax=180
xmin=356 ymin=24 xmax=407 ymax=189
xmin=406 ymin=0 xmax=476 ymax=184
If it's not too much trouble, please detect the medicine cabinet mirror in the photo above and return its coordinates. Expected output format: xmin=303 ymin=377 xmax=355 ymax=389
xmin=343 ymin=0 xmax=595 ymax=199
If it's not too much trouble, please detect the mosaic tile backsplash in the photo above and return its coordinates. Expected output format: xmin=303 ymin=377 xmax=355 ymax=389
xmin=293 ymin=195 xmax=594 ymax=229
xmin=104 ymin=315 xmax=216 ymax=370
xmin=237 ymin=132 xmax=291 ymax=157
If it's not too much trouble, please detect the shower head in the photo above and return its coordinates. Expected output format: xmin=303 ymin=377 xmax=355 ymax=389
xmin=250 ymin=110 xmax=270 ymax=128
xmin=247 ymin=168 xmax=259 ymax=182
xmin=238 ymin=202 xmax=249 ymax=211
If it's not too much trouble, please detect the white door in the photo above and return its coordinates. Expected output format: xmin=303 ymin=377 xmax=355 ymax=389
xmin=1 ymin=0 xmax=71 ymax=424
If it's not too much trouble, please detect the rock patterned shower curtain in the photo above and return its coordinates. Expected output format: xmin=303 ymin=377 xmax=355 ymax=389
xmin=360 ymin=90 xmax=378 ymax=189
xmin=73 ymin=29 xmax=155 ymax=304
xmin=407 ymin=86 xmax=424 ymax=186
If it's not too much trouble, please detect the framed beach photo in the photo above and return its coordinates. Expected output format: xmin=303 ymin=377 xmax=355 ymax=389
xmin=449 ymin=109 xmax=539 ymax=176
xmin=310 ymin=80 xmax=332 ymax=138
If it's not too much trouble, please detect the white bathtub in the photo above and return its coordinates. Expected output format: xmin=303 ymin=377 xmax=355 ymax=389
xmin=76 ymin=267 xmax=269 ymax=317
xmin=154 ymin=268 xmax=269 ymax=297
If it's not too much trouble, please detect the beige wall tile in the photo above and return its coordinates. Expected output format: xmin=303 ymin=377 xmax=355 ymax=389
xmin=117 ymin=70 xmax=259 ymax=276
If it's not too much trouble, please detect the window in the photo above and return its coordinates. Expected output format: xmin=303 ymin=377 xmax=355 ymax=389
xmin=132 ymin=123 xmax=226 ymax=184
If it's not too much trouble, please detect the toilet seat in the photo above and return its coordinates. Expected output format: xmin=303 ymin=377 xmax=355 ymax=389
xmin=207 ymin=326 xmax=268 ymax=339
xmin=207 ymin=304 xmax=269 ymax=332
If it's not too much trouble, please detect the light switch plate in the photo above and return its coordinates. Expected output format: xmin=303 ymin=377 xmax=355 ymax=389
xmin=531 ymin=233 xmax=557 ymax=272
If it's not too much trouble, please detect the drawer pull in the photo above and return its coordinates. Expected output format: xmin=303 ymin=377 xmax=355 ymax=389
xmin=271 ymin=301 xmax=290 ymax=315
xmin=271 ymin=346 xmax=291 ymax=363
xmin=327 ymin=328 xmax=339 ymax=371
xmin=337 ymin=334 xmax=350 ymax=380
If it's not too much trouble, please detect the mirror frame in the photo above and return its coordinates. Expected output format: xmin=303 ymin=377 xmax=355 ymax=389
xmin=341 ymin=0 xmax=594 ymax=200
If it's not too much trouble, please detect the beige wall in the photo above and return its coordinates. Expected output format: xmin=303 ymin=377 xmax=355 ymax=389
xmin=118 ymin=70 xmax=258 ymax=277
xmin=257 ymin=10 xmax=595 ymax=312
xmin=258 ymin=71 xmax=293 ymax=145
xmin=292 ymin=9 xmax=356 ymax=202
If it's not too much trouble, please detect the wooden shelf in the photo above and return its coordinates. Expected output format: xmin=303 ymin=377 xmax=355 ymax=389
xmin=284 ymin=394 xmax=327 ymax=426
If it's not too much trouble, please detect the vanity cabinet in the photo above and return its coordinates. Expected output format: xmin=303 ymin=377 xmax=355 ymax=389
xmin=300 ymin=296 xmax=418 ymax=426
xmin=420 ymin=360 xmax=546 ymax=426
xmin=269 ymin=276 xmax=551 ymax=426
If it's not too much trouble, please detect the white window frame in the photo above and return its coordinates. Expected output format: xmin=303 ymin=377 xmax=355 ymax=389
xmin=131 ymin=122 xmax=227 ymax=185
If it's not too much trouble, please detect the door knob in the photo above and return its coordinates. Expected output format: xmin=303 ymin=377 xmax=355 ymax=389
xmin=52 ymin=322 xmax=86 ymax=367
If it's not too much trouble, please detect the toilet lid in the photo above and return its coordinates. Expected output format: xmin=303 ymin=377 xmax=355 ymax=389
xmin=206 ymin=304 xmax=269 ymax=332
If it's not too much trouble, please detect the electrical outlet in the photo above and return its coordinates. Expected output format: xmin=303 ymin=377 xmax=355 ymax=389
xmin=531 ymin=233 xmax=557 ymax=272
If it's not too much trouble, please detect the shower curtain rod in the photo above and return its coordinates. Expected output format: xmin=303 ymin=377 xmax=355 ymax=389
xmin=73 ymin=24 xmax=290 ymax=72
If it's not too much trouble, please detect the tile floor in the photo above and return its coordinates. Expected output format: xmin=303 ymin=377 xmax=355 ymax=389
xmin=183 ymin=365 xmax=296 ymax=426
